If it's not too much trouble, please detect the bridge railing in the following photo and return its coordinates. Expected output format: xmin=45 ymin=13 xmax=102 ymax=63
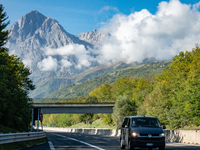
xmin=32 ymin=98 xmax=116 ymax=104
xmin=0 ymin=131 xmax=46 ymax=145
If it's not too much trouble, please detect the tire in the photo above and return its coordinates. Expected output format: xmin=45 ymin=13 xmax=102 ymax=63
xmin=128 ymin=139 xmax=134 ymax=150
xmin=159 ymin=146 xmax=165 ymax=150
xmin=120 ymin=139 xmax=125 ymax=149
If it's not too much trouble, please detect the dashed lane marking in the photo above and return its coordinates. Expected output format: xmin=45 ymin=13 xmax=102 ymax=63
xmin=50 ymin=133 xmax=105 ymax=150
xmin=48 ymin=141 xmax=55 ymax=150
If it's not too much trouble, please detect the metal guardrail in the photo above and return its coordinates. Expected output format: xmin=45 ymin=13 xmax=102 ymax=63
xmin=0 ymin=131 xmax=46 ymax=145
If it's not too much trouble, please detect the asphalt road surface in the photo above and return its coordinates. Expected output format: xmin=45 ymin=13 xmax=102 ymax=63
xmin=22 ymin=131 xmax=200 ymax=150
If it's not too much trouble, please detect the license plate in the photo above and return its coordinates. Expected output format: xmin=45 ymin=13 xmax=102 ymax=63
xmin=146 ymin=143 xmax=153 ymax=146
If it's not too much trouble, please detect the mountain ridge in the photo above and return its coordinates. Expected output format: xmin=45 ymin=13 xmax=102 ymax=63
xmin=33 ymin=61 xmax=170 ymax=102
xmin=6 ymin=10 xmax=159 ymax=99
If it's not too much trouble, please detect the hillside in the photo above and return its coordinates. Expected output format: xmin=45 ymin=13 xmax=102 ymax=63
xmin=34 ymin=61 xmax=170 ymax=102
xmin=29 ymin=62 xmax=132 ymax=98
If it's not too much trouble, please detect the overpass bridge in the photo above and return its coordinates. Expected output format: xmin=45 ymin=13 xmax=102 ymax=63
xmin=31 ymin=103 xmax=115 ymax=131
xmin=32 ymin=103 xmax=115 ymax=114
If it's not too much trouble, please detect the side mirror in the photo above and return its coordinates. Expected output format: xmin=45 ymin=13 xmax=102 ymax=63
xmin=125 ymin=125 xmax=128 ymax=128
xmin=163 ymin=125 xmax=166 ymax=129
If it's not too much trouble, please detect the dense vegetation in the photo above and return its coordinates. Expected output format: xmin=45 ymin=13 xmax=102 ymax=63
xmin=0 ymin=5 xmax=35 ymax=131
xmin=34 ymin=61 xmax=169 ymax=102
xmin=43 ymin=46 xmax=200 ymax=129
xmin=29 ymin=63 xmax=132 ymax=99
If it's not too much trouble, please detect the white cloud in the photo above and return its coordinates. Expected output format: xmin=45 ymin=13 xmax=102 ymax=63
xmin=37 ymin=0 xmax=200 ymax=72
xmin=193 ymin=2 xmax=200 ymax=10
xmin=97 ymin=0 xmax=200 ymax=64
xmin=99 ymin=6 xmax=119 ymax=13
xmin=22 ymin=58 xmax=32 ymax=68
xmin=37 ymin=56 xmax=58 ymax=71
xmin=38 ymin=44 xmax=91 ymax=71
xmin=60 ymin=59 xmax=72 ymax=68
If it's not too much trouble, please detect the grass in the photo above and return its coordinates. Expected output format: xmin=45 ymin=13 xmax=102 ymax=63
xmin=178 ymin=125 xmax=200 ymax=130
xmin=69 ymin=119 xmax=118 ymax=129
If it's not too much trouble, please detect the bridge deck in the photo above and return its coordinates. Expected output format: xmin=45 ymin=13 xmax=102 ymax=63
xmin=32 ymin=103 xmax=115 ymax=114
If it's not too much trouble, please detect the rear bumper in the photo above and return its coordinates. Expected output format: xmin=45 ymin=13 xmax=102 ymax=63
xmin=131 ymin=137 xmax=165 ymax=148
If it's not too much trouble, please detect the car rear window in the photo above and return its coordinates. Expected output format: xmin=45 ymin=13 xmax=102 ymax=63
xmin=131 ymin=118 xmax=161 ymax=127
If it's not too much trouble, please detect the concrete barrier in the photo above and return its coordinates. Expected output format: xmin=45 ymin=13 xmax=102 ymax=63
xmin=37 ymin=127 xmax=200 ymax=145
xmin=38 ymin=127 xmax=120 ymax=137
xmin=164 ymin=130 xmax=200 ymax=145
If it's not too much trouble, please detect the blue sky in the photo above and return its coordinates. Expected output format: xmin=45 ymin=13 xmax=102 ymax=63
xmin=2 ymin=0 xmax=200 ymax=35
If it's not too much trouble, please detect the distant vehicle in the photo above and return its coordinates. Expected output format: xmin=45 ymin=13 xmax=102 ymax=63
xmin=120 ymin=116 xmax=166 ymax=150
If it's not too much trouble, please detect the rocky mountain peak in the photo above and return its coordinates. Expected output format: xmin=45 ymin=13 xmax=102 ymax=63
xmin=78 ymin=29 xmax=109 ymax=45
xmin=9 ymin=10 xmax=48 ymax=42
xmin=8 ymin=10 xmax=92 ymax=48
xmin=18 ymin=10 xmax=47 ymax=29
xmin=6 ymin=10 xmax=94 ymax=77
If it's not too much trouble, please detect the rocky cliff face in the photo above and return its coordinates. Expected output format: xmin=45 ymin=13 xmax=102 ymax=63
xmin=6 ymin=10 xmax=95 ymax=76
xmin=8 ymin=10 xmax=91 ymax=48
xmin=78 ymin=29 xmax=109 ymax=45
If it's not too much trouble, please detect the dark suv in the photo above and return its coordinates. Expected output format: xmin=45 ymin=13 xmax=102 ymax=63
xmin=120 ymin=116 xmax=166 ymax=150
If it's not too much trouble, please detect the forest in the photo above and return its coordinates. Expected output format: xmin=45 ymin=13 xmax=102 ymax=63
xmin=43 ymin=45 xmax=200 ymax=129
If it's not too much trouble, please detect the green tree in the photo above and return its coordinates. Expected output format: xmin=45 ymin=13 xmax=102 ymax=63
xmin=111 ymin=77 xmax=135 ymax=99
xmin=0 ymin=4 xmax=9 ymax=51
xmin=112 ymin=96 xmax=136 ymax=125
xmin=0 ymin=4 xmax=35 ymax=131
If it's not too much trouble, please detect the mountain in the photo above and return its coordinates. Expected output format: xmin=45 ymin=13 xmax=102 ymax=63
xmin=6 ymin=10 xmax=114 ymax=99
xmin=78 ymin=29 xmax=109 ymax=45
xmin=8 ymin=10 xmax=91 ymax=48
xmin=29 ymin=62 xmax=132 ymax=98
xmin=7 ymin=10 xmax=93 ymax=73
xmin=6 ymin=10 xmax=157 ymax=99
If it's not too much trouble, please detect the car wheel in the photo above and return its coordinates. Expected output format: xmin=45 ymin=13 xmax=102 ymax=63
xmin=120 ymin=139 xmax=125 ymax=149
xmin=159 ymin=146 xmax=165 ymax=150
xmin=128 ymin=139 xmax=134 ymax=150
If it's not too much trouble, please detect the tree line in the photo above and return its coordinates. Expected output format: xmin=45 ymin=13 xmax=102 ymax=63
xmin=0 ymin=5 xmax=35 ymax=131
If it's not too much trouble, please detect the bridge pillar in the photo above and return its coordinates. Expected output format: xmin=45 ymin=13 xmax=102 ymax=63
xmin=31 ymin=108 xmax=34 ymax=132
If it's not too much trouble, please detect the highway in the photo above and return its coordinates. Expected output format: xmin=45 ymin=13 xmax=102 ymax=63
xmin=22 ymin=131 xmax=200 ymax=150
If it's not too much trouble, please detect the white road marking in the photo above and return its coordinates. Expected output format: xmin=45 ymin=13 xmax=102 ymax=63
xmin=48 ymin=141 xmax=56 ymax=150
xmin=51 ymin=133 xmax=105 ymax=150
